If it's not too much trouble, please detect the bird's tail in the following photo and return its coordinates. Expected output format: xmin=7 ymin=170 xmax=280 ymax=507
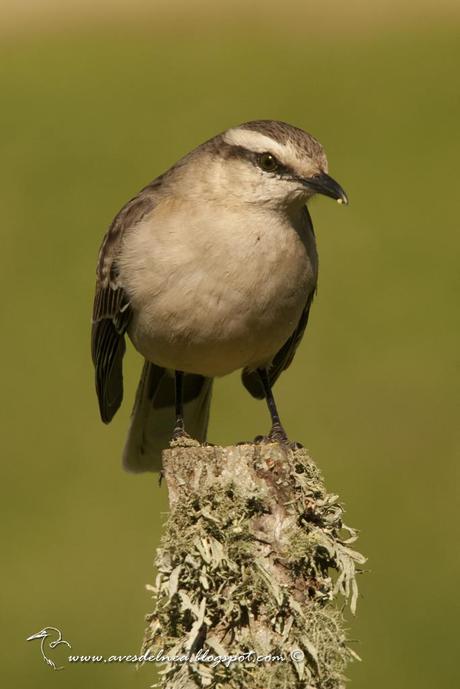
xmin=122 ymin=361 xmax=213 ymax=473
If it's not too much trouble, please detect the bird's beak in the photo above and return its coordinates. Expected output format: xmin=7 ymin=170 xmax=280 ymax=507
xmin=304 ymin=172 xmax=348 ymax=205
xmin=27 ymin=631 xmax=46 ymax=641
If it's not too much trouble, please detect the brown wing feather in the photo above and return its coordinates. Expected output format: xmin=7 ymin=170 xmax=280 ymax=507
xmin=91 ymin=285 xmax=131 ymax=422
xmin=91 ymin=183 xmax=159 ymax=423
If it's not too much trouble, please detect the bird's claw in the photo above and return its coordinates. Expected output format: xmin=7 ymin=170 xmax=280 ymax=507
xmin=289 ymin=440 xmax=304 ymax=450
xmin=253 ymin=426 xmax=303 ymax=450
xmin=254 ymin=426 xmax=289 ymax=445
xmin=268 ymin=427 xmax=289 ymax=443
xmin=170 ymin=429 xmax=200 ymax=448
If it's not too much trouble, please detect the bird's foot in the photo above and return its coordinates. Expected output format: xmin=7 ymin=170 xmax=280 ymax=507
xmin=254 ymin=422 xmax=288 ymax=445
xmin=289 ymin=440 xmax=304 ymax=450
xmin=170 ymin=428 xmax=200 ymax=449
xmin=268 ymin=423 xmax=289 ymax=443
xmin=254 ymin=425 xmax=304 ymax=451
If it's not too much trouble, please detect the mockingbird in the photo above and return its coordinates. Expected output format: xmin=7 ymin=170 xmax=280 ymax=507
xmin=92 ymin=120 xmax=347 ymax=472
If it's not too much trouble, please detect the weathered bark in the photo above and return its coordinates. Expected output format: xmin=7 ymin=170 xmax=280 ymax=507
xmin=142 ymin=442 xmax=364 ymax=689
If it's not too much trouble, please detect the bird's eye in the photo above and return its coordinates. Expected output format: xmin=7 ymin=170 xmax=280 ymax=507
xmin=258 ymin=152 xmax=279 ymax=172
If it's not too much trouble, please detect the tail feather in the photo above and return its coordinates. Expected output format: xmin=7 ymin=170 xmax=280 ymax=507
xmin=122 ymin=361 xmax=212 ymax=473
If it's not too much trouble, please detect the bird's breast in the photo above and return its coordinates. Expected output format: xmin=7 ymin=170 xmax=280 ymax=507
xmin=118 ymin=200 xmax=318 ymax=376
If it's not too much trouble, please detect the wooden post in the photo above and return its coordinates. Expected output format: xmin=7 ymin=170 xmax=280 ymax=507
xmin=142 ymin=442 xmax=365 ymax=689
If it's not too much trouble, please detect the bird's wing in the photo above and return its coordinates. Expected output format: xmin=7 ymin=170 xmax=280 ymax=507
xmin=91 ymin=183 xmax=159 ymax=423
xmin=242 ymin=208 xmax=317 ymax=400
xmin=241 ymin=294 xmax=315 ymax=399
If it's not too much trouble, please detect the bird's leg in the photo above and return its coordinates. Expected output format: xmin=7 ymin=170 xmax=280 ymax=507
xmin=257 ymin=368 xmax=289 ymax=443
xmin=172 ymin=370 xmax=190 ymax=440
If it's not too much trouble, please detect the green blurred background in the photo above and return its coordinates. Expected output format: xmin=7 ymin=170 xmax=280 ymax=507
xmin=1 ymin=1 xmax=459 ymax=687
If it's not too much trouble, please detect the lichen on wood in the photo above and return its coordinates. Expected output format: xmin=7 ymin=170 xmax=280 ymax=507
xmin=142 ymin=443 xmax=365 ymax=689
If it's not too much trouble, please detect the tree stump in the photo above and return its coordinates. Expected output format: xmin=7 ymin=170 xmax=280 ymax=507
xmin=142 ymin=442 xmax=365 ymax=689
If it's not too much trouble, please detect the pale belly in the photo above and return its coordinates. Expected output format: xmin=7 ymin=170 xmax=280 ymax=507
xmin=119 ymin=203 xmax=318 ymax=377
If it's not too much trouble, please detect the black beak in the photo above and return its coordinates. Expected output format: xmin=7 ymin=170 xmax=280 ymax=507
xmin=304 ymin=172 xmax=348 ymax=205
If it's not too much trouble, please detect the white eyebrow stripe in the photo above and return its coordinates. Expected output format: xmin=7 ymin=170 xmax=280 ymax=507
xmin=223 ymin=128 xmax=289 ymax=159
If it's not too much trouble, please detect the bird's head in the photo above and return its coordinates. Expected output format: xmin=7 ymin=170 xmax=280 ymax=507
xmin=178 ymin=120 xmax=348 ymax=211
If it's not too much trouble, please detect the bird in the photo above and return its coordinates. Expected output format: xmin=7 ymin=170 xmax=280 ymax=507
xmin=26 ymin=626 xmax=71 ymax=671
xmin=91 ymin=120 xmax=347 ymax=472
